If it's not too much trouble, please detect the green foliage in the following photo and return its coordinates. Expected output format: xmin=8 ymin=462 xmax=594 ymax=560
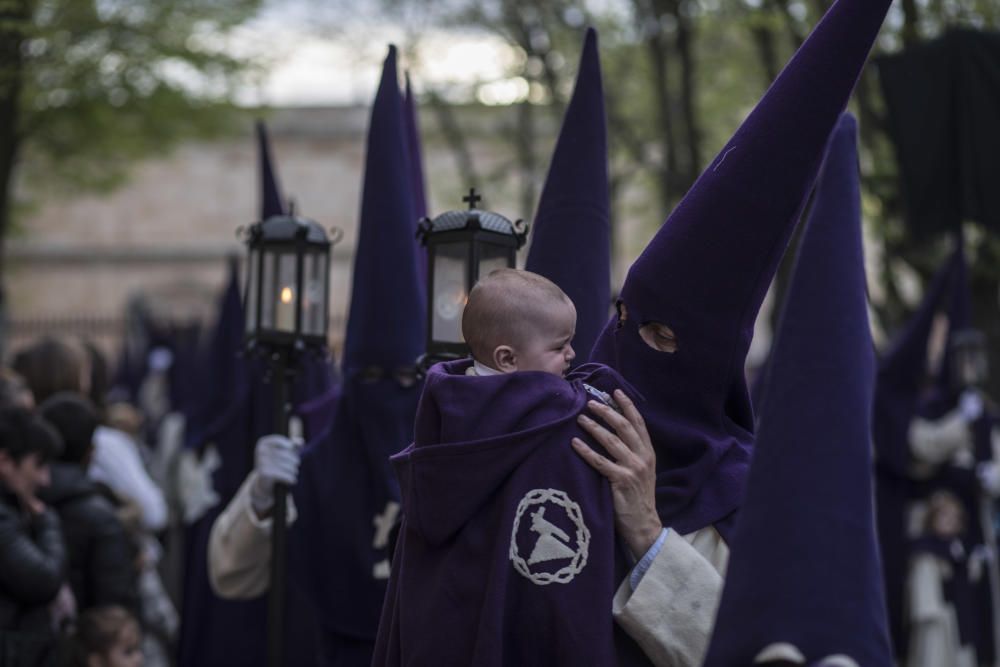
xmin=13 ymin=0 xmax=264 ymax=196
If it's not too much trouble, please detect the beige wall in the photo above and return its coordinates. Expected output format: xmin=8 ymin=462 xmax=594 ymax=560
xmin=7 ymin=103 xmax=656 ymax=360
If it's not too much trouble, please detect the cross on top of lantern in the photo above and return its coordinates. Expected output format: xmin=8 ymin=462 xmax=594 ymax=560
xmin=417 ymin=188 xmax=529 ymax=359
xmin=242 ymin=209 xmax=340 ymax=352
xmin=950 ymin=328 xmax=989 ymax=390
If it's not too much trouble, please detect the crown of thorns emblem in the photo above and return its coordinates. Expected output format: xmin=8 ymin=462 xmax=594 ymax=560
xmin=509 ymin=488 xmax=590 ymax=585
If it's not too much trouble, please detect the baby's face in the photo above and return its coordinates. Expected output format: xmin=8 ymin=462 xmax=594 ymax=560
xmin=513 ymin=298 xmax=577 ymax=376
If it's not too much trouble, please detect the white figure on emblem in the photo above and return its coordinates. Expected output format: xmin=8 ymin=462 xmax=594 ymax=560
xmin=528 ymin=507 xmax=576 ymax=564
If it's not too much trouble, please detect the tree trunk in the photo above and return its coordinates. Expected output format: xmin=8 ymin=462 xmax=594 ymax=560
xmin=671 ymin=0 xmax=702 ymax=188
xmin=769 ymin=0 xmax=805 ymax=48
xmin=514 ymin=100 xmax=538 ymax=220
xmin=900 ymin=0 xmax=921 ymax=48
xmin=633 ymin=0 xmax=679 ymax=211
xmin=750 ymin=16 xmax=781 ymax=90
xmin=0 ymin=0 xmax=31 ymax=355
xmin=425 ymin=90 xmax=479 ymax=191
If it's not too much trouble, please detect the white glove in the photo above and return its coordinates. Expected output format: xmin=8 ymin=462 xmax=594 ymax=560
xmin=250 ymin=434 xmax=302 ymax=514
xmin=960 ymin=390 xmax=984 ymax=422
xmin=178 ymin=445 xmax=221 ymax=524
xmin=978 ymin=461 xmax=1000 ymax=497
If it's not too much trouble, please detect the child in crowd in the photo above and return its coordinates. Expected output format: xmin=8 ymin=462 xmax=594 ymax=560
xmin=70 ymin=605 xmax=143 ymax=667
xmin=908 ymin=490 xmax=980 ymax=667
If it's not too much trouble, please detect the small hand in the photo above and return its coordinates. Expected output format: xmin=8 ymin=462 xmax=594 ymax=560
xmin=250 ymin=434 xmax=302 ymax=517
xmin=571 ymin=389 xmax=662 ymax=558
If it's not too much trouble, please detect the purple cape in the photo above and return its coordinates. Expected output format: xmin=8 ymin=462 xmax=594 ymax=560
xmin=589 ymin=0 xmax=893 ymax=538
xmin=373 ymin=360 xmax=646 ymax=666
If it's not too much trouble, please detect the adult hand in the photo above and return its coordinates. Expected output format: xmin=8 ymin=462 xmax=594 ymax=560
xmin=250 ymin=434 xmax=302 ymax=517
xmin=572 ymin=389 xmax=663 ymax=558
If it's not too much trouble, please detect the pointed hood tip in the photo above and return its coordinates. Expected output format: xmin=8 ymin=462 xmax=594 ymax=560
xmin=526 ymin=25 xmax=610 ymax=366
xmin=704 ymin=114 xmax=891 ymax=666
xmin=344 ymin=41 xmax=425 ymax=372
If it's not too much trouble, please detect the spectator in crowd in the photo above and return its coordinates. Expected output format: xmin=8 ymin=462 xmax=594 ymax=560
xmin=69 ymin=605 xmax=144 ymax=667
xmin=0 ymin=367 xmax=35 ymax=409
xmin=11 ymin=337 xmax=90 ymax=406
xmin=12 ymin=337 xmax=168 ymax=535
xmin=0 ymin=406 xmax=67 ymax=666
xmin=38 ymin=393 xmax=139 ymax=616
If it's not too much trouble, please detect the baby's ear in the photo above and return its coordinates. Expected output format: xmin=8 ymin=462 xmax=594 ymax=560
xmin=493 ymin=346 xmax=518 ymax=373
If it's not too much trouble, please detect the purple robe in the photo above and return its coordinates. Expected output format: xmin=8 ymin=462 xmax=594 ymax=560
xmin=373 ymin=360 xmax=646 ymax=666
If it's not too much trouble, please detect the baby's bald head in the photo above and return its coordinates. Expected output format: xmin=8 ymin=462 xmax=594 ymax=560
xmin=463 ymin=269 xmax=577 ymax=375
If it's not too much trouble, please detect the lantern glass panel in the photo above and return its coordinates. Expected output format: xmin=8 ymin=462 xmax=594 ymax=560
xmin=245 ymin=248 xmax=259 ymax=334
xmin=477 ymin=242 xmax=511 ymax=282
xmin=272 ymin=251 xmax=298 ymax=333
xmin=260 ymin=249 xmax=277 ymax=330
xmin=302 ymin=250 xmax=328 ymax=337
xmin=432 ymin=242 xmax=469 ymax=344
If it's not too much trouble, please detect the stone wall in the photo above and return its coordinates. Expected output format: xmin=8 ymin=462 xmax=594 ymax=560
xmin=7 ymin=103 xmax=655 ymax=361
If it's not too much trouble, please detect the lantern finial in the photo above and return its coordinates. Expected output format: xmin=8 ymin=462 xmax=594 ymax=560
xmin=462 ymin=188 xmax=482 ymax=210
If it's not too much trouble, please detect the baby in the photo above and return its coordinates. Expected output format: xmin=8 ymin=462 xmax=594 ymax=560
xmin=462 ymin=268 xmax=577 ymax=377
xmin=374 ymin=268 xmax=642 ymax=666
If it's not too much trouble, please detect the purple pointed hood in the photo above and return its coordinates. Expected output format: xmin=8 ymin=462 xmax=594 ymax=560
xmin=922 ymin=229 xmax=971 ymax=415
xmin=342 ymin=46 xmax=425 ymax=376
xmin=403 ymin=73 xmax=429 ymax=286
xmin=403 ymin=74 xmax=428 ymax=221
xmin=525 ymin=27 xmax=611 ymax=367
xmin=704 ymin=113 xmax=893 ymax=667
xmin=256 ymin=120 xmax=286 ymax=219
xmin=183 ymin=258 xmax=246 ymax=450
xmin=589 ymin=0 xmax=893 ymax=535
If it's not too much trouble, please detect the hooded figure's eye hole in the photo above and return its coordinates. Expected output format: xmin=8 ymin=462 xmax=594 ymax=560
xmin=615 ymin=301 xmax=628 ymax=329
xmin=639 ymin=322 xmax=679 ymax=353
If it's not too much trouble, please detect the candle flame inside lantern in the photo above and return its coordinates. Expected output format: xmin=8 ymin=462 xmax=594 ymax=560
xmin=280 ymin=286 xmax=294 ymax=304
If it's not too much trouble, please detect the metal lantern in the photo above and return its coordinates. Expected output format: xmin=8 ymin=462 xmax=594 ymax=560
xmin=243 ymin=213 xmax=334 ymax=350
xmin=950 ymin=328 xmax=989 ymax=390
xmin=417 ymin=189 xmax=528 ymax=359
xmin=239 ymin=209 xmax=337 ymax=667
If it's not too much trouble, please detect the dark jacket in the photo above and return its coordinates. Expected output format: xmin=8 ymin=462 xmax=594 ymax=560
xmin=38 ymin=464 xmax=138 ymax=616
xmin=0 ymin=490 xmax=65 ymax=666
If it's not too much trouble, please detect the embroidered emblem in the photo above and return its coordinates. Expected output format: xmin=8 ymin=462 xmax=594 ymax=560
xmin=509 ymin=489 xmax=590 ymax=585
